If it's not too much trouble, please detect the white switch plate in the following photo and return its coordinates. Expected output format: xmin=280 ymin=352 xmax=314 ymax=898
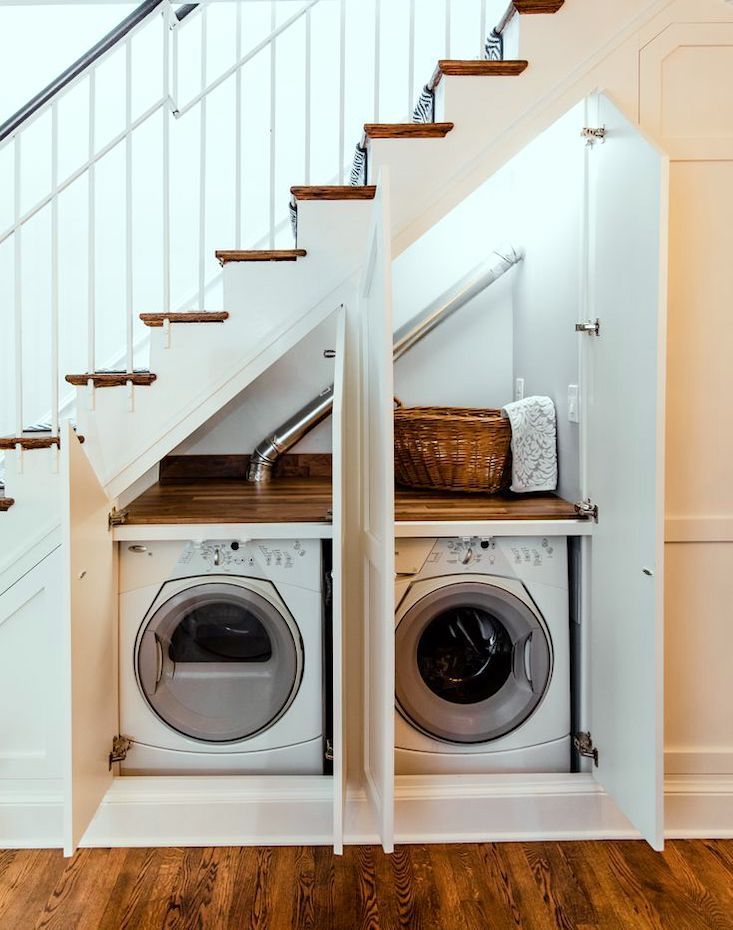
xmin=514 ymin=378 xmax=525 ymax=402
xmin=568 ymin=384 xmax=579 ymax=423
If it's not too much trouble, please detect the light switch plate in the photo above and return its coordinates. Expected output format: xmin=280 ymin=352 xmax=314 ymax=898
xmin=568 ymin=384 xmax=579 ymax=423
xmin=514 ymin=378 xmax=525 ymax=402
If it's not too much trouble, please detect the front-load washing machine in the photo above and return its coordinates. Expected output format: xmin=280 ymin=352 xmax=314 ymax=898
xmin=118 ymin=538 xmax=325 ymax=775
xmin=395 ymin=536 xmax=570 ymax=775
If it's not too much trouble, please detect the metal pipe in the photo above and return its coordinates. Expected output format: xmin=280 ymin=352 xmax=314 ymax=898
xmin=393 ymin=244 xmax=524 ymax=360
xmin=247 ymin=245 xmax=524 ymax=482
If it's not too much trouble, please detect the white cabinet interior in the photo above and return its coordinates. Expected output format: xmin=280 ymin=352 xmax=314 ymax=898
xmin=381 ymin=94 xmax=668 ymax=848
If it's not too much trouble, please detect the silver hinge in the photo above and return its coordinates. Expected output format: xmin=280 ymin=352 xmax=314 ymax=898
xmin=108 ymin=734 xmax=132 ymax=770
xmin=108 ymin=507 xmax=128 ymax=529
xmin=325 ymin=738 xmax=334 ymax=762
xmin=575 ymin=319 xmax=600 ymax=336
xmin=581 ymin=126 xmax=606 ymax=146
xmin=575 ymin=498 xmax=599 ymax=522
xmin=574 ymin=731 xmax=599 ymax=767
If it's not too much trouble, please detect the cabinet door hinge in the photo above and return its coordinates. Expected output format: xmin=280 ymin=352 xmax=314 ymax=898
xmin=325 ymin=738 xmax=334 ymax=762
xmin=575 ymin=498 xmax=599 ymax=522
xmin=108 ymin=507 xmax=128 ymax=529
xmin=109 ymin=734 xmax=132 ymax=769
xmin=574 ymin=731 xmax=599 ymax=767
xmin=575 ymin=319 xmax=600 ymax=336
xmin=581 ymin=126 xmax=606 ymax=146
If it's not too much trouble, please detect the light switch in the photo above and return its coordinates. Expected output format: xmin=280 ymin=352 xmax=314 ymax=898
xmin=568 ymin=384 xmax=579 ymax=423
xmin=514 ymin=378 xmax=524 ymax=402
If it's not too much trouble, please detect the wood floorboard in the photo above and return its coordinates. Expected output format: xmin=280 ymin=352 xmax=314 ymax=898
xmin=2 ymin=841 xmax=733 ymax=929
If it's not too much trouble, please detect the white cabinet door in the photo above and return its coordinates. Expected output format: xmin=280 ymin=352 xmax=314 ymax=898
xmin=360 ymin=169 xmax=395 ymax=853
xmin=585 ymin=94 xmax=668 ymax=849
xmin=61 ymin=422 xmax=117 ymax=855
xmin=331 ymin=307 xmax=347 ymax=854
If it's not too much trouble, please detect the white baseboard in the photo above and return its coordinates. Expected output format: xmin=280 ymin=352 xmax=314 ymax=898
xmin=0 ymin=782 xmax=63 ymax=849
xmin=2 ymin=774 xmax=733 ymax=849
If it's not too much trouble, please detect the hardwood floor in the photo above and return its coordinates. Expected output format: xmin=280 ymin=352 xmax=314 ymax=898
xmin=2 ymin=841 xmax=732 ymax=929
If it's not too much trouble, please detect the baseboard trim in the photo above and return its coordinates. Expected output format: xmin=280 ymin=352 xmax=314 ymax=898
xmin=2 ymin=775 xmax=733 ymax=849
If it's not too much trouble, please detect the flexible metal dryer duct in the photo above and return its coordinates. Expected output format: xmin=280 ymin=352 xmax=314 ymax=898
xmin=246 ymin=245 xmax=524 ymax=482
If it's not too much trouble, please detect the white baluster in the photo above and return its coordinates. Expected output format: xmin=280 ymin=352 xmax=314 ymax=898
xmin=51 ymin=102 xmax=59 ymax=439
xmin=269 ymin=1 xmax=277 ymax=248
xmin=125 ymin=37 xmax=134 ymax=375
xmin=88 ymin=70 xmax=96 ymax=376
xmin=14 ymin=135 xmax=22 ymax=438
xmin=163 ymin=2 xmax=171 ymax=314
xmin=445 ymin=0 xmax=452 ymax=57
xmin=374 ymin=0 xmax=381 ymax=121
xmin=480 ymin=0 xmax=487 ymax=58
xmin=408 ymin=0 xmax=416 ymax=117
xmin=305 ymin=7 xmax=312 ymax=186
xmin=235 ymin=0 xmax=243 ymax=247
xmin=338 ymin=0 xmax=346 ymax=184
xmin=199 ymin=7 xmax=208 ymax=308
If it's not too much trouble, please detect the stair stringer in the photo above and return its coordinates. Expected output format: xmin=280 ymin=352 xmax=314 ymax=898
xmin=77 ymin=201 xmax=373 ymax=501
xmin=368 ymin=0 xmax=677 ymax=258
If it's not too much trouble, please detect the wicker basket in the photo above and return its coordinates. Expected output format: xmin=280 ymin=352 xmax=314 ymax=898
xmin=393 ymin=402 xmax=511 ymax=494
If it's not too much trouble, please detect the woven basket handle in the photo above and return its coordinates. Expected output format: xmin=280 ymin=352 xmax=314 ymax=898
xmin=393 ymin=397 xmax=403 ymax=408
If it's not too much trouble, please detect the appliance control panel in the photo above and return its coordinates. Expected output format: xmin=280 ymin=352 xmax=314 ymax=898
xmin=170 ymin=538 xmax=321 ymax=590
xmin=395 ymin=536 xmax=567 ymax=587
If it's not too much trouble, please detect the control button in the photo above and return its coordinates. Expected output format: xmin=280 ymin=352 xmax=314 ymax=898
xmin=460 ymin=548 xmax=473 ymax=565
xmin=231 ymin=541 xmax=239 ymax=551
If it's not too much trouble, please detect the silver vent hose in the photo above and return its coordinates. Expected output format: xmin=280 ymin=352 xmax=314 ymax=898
xmin=247 ymin=244 xmax=524 ymax=482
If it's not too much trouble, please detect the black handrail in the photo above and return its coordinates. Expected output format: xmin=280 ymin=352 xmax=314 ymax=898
xmin=0 ymin=1 xmax=197 ymax=144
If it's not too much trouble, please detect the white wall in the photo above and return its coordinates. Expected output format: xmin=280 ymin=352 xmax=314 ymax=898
xmin=510 ymin=104 xmax=584 ymax=503
xmin=390 ymin=102 xmax=584 ymax=502
xmin=172 ymin=313 xmax=338 ymax=456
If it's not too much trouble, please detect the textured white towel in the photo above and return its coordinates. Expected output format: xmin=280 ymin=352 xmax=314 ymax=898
xmin=501 ymin=396 xmax=558 ymax=493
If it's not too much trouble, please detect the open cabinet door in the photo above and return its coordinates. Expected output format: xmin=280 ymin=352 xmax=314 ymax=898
xmin=331 ymin=307 xmax=347 ymax=854
xmin=584 ymin=94 xmax=668 ymax=849
xmin=360 ymin=168 xmax=395 ymax=853
xmin=61 ymin=421 xmax=117 ymax=855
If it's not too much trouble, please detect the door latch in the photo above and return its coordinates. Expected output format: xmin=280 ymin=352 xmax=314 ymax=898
xmin=575 ymin=319 xmax=600 ymax=336
xmin=109 ymin=734 xmax=132 ymax=769
xmin=574 ymin=731 xmax=599 ymax=767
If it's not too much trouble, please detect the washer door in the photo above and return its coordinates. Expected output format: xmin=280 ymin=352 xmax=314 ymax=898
xmin=136 ymin=581 xmax=302 ymax=743
xmin=396 ymin=581 xmax=552 ymax=744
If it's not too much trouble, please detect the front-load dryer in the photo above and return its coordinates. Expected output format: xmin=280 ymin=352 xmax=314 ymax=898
xmin=395 ymin=536 xmax=570 ymax=775
xmin=119 ymin=538 xmax=324 ymax=775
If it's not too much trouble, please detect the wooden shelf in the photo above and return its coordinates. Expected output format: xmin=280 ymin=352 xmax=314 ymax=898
xmin=395 ymin=488 xmax=591 ymax=537
xmin=122 ymin=475 xmax=333 ymax=527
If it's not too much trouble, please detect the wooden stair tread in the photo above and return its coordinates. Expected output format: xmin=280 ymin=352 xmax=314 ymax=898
xmin=513 ymin=0 xmax=564 ymax=14
xmin=65 ymin=372 xmax=157 ymax=387
xmin=437 ymin=59 xmax=529 ymax=77
xmin=140 ymin=311 xmax=229 ymax=327
xmin=395 ymin=488 xmax=585 ymax=523
xmin=123 ymin=475 xmax=333 ymax=526
xmin=215 ymin=249 xmax=306 ymax=266
xmin=0 ymin=497 xmax=15 ymax=512
xmin=0 ymin=435 xmax=59 ymax=450
xmin=363 ymin=122 xmax=454 ymax=140
xmin=290 ymin=185 xmax=377 ymax=201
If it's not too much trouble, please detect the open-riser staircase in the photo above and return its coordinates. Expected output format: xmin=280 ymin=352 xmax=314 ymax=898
xmin=1 ymin=0 xmax=674 ymax=563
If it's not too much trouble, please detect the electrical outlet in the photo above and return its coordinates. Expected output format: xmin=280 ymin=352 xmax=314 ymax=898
xmin=514 ymin=378 xmax=524 ymax=402
xmin=568 ymin=384 xmax=579 ymax=423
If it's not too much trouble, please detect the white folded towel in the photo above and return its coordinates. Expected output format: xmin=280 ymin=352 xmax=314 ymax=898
xmin=501 ymin=396 xmax=558 ymax=493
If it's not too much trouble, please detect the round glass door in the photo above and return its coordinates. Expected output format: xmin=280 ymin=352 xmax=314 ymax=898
xmin=396 ymin=581 xmax=552 ymax=744
xmin=136 ymin=581 xmax=302 ymax=743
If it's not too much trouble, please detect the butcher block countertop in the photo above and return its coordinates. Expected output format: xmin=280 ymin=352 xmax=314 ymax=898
xmin=394 ymin=488 xmax=583 ymax=524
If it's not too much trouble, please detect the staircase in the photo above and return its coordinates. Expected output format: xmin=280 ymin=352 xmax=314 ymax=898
xmin=0 ymin=0 xmax=668 ymax=567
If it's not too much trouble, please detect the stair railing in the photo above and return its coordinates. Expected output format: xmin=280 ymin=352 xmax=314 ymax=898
xmin=1 ymin=0 xmax=502 ymax=445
